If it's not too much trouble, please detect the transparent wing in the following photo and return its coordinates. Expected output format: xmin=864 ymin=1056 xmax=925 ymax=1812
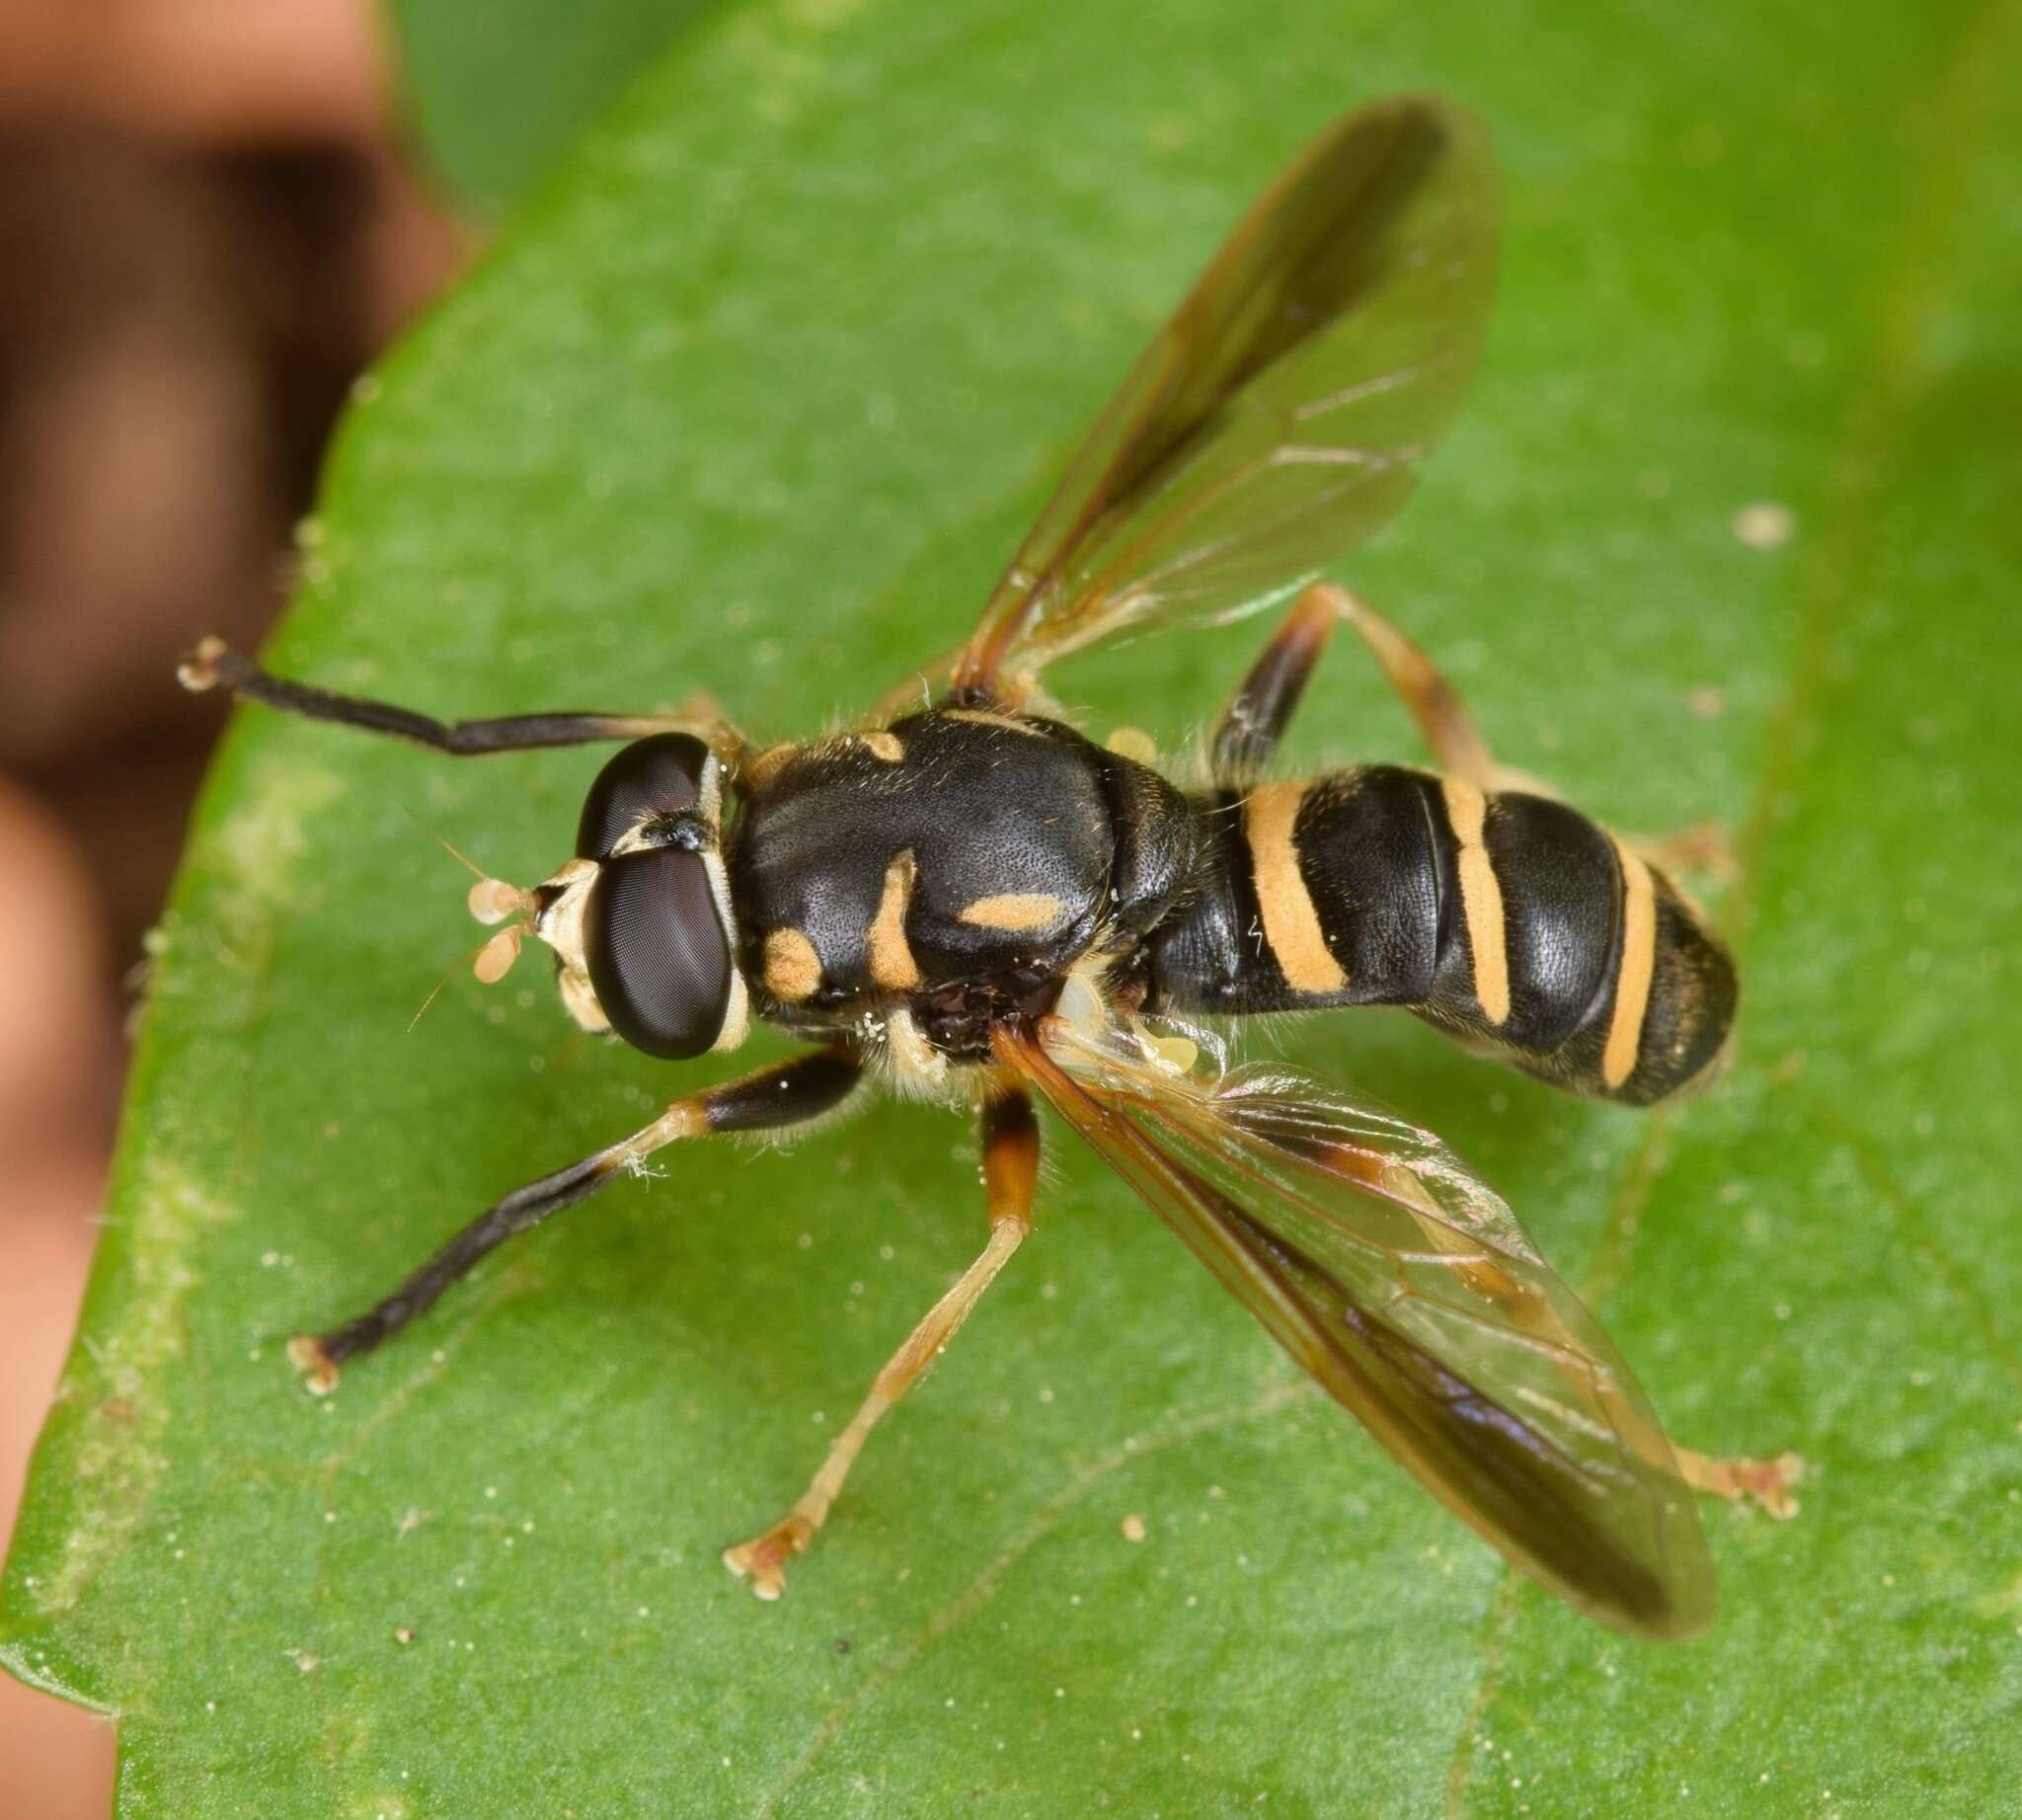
xmin=955 ymin=93 xmax=1497 ymax=697
xmin=1000 ymin=1015 xmax=1716 ymax=1638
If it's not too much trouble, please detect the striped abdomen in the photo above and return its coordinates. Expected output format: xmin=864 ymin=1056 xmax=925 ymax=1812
xmin=1143 ymin=767 xmax=1736 ymax=1106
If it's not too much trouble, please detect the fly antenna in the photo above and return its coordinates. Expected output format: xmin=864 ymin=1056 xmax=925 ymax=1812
xmin=408 ymin=921 xmax=532 ymax=1032
xmin=397 ymin=801 xmax=532 ymax=927
xmin=395 ymin=804 xmax=534 ymax=1028
xmin=398 ymin=801 xmax=489 ymax=880
xmin=408 ymin=947 xmax=468 ymax=1033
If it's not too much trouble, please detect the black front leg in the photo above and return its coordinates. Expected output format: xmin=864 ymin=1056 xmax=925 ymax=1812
xmin=287 ymin=1047 xmax=862 ymax=1390
xmin=180 ymin=637 xmax=741 ymax=764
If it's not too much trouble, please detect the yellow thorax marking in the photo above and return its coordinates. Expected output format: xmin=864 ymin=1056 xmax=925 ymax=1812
xmin=957 ymin=893 xmax=1064 ymax=932
xmin=762 ymin=928 xmax=822 ymax=1003
xmin=868 ymin=851 xmax=924 ymax=990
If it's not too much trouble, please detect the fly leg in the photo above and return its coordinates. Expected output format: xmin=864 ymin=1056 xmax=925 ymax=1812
xmin=724 ymin=1080 xmax=1040 ymax=1599
xmin=1326 ymin=585 xmax=1738 ymax=874
xmin=178 ymin=637 xmax=746 ymax=775
xmin=1325 ymin=581 xmax=1504 ymax=785
xmin=1224 ymin=585 xmax=1733 ymax=875
xmin=1672 ymin=1445 xmax=1805 ymax=1519
xmin=1211 ymin=581 xmax=1497 ymax=786
xmin=1622 ymin=823 xmax=1741 ymax=887
xmin=1209 ymin=583 xmax=1342 ymax=785
xmin=1211 ymin=580 xmax=1502 ymax=787
xmin=287 ymin=1048 xmax=861 ymax=1391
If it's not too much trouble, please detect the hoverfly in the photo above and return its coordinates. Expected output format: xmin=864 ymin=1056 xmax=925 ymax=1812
xmin=181 ymin=93 xmax=1798 ymax=1639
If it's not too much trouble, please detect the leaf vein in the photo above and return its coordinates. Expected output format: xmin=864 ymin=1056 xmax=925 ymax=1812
xmin=752 ymin=1379 xmax=1311 ymax=1819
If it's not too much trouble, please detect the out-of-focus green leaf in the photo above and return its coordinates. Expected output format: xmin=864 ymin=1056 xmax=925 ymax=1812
xmin=385 ymin=0 xmax=722 ymax=214
xmin=6 ymin=0 xmax=2020 ymax=1813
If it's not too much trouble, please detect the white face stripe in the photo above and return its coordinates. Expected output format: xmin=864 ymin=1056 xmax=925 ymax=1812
xmin=699 ymin=840 xmax=750 ymax=1053
xmin=555 ymin=961 xmax=609 ymax=1035
xmin=1243 ymin=782 xmax=1347 ymax=995
xmin=1440 ymin=775 xmax=1512 ymax=1028
xmin=1603 ymin=835 xmax=1658 ymax=1090
xmin=532 ymin=857 xmax=598 ymax=981
xmin=686 ymin=753 xmax=748 ymax=1052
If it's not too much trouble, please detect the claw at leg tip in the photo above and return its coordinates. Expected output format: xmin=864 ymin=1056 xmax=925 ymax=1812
xmin=723 ymin=1517 xmax=813 ymax=1600
xmin=1726 ymin=1449 xmax=1805 ymax=1519
xmin=286 ymin=1334 xmax=340 ymax=1396
xmin=1759 ymin=1450 xmax=1806 ymax=1521
xmin=177 ymin=636 xmax=227 ymax=693
xmin=722 ymin=1543 xmax=785 ymax=1601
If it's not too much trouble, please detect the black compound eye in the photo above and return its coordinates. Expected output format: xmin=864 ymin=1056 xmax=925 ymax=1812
xmin=583 ymin=847 xmax=733 ymax=1059
xmin=577 ymin=733 xmax=713 ymax=860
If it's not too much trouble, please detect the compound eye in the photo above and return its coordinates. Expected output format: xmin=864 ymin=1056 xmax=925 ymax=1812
xmin=583 ymin=847 xmax=733 ymax=1058
xmin=577 ymin=733 xmax=713 ymax=861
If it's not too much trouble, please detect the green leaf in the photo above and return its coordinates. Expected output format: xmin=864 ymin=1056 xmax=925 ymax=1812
xmin=386 ymin=0 xmax=723 ymax=214
xmin=8 ymin=0 xmax=2021 ymax=1812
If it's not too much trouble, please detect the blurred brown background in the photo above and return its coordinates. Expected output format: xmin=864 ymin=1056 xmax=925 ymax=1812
xmin=0 ymin=5 xmax=468 ymax=1813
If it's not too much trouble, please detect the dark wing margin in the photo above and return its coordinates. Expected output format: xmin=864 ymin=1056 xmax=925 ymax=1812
xmin=1000 ymin=1018 xmax=1716 ymax=1639
xmin=955 ymin=93 xmax=1498 ymax=697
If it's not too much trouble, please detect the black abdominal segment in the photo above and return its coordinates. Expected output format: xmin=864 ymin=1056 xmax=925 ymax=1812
xmin=1143 ymin=765 xmax=1736 ymax=1106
